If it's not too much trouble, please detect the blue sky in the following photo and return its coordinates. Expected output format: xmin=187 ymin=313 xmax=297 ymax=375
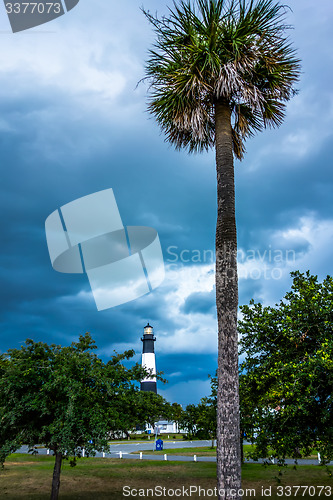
xmin=0 ymin=0 xmax=332 ymax=406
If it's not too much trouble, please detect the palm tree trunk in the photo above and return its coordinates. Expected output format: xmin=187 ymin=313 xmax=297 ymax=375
xmin=50 ymin=451 xmax=62 ymax=500
xmin=215 ymin=100 xmax=241 ymax=500
xmin=240 ymin=429 xmax=244 ymax=464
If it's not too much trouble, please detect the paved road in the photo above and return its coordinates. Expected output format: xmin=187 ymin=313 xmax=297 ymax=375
xmin=109 ymin=439 xmax=215 ymax=454
xmin=15 ymin=441 xmax=332 ymax=465
xmin=16 ymin=440 xmax=214 ymax=458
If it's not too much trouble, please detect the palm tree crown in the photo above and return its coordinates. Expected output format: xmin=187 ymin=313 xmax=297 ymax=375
xmin=143 ymin=0 xmax=300 ymax=158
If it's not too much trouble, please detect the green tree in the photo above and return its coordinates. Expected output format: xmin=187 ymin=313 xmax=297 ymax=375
xmin=239 ymin=271 xmax=333 ymax=464
xmin=143 ymin=0 xmax=300 ymax=494
xmin=134 ymin=391 xmax=172 ymax=430
xmin=0 ymin=334 xmax=149 ymax=500
xmin=170 ymin=402 xmax=184 ymax=432
xmin=179 ymin=403 xmax=201 ymax=438
xmin=168 ymin=403 xmax=183 ymax=432
xmin=197 ymin=374 xmax=217 ymax=448
xmin=178 ymin=375 xmax=217 ymax=444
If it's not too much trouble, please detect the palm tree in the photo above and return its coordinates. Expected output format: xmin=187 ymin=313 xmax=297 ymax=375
xmin=142 ymin=0 xmax=300 ymax=497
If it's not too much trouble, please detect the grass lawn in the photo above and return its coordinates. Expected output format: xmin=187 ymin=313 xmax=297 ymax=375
xmin=242 ymin=445 xmax=320 ymax=461
xmin=0 ymin=453 xmax=331 ymax=499
xmin=133 ymin=445 xmax=320 ymax=460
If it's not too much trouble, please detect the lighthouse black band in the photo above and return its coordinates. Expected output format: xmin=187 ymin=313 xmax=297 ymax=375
xmin=141 ymin=381 xmax=157 ymax=393
xmin=142 ymin=337 xmax=156 ymax=353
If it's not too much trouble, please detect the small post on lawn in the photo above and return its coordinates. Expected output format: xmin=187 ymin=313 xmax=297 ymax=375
xmin=318 ymin=453 xmax=321 ymax=464
xmin=164 ymin=454 xmax=167 ymax=461
xmin=140 ymin=452 xmax=143 ymax=460
xmin=194 ymin=455 xmax=197 ymax=462
xmin=102 ymin=452 xmax=105 ymax=458
xmin=119 ymin=451 xmax=123 ymax=459
xmin=47 ymin=449 xmax=50 ymax=455
xmin=82 ymin=449 xmax=85 ymax=458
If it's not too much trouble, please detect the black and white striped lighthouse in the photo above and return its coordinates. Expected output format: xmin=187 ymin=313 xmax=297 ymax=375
xmin=140 ymin=323 xmax=157 ymax=393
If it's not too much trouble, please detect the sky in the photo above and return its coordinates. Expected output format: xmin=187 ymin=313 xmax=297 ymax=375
xmin=0 ymin=0 xmax=332 ymax=406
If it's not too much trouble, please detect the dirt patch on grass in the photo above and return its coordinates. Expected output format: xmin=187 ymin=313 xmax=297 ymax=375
xmin=5 ymin=461 xmax=38 ymax=466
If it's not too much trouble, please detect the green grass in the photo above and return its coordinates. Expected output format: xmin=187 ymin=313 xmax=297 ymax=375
xmin=243 ymin=445 xmax=320 ymax=460
xmin=0 ymin=453 xmax=331 ymax=499
xmin=134 ymin=445 xmax=320 ymax=459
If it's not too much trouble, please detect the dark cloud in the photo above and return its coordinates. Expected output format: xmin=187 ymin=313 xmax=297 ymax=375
xmin=235 ymin=134 xmax=333 ymax=247
xmin=0 ymin=0 xmax=332 ymax=404
xmin=181 ymin=290 xmax=216 ymax=315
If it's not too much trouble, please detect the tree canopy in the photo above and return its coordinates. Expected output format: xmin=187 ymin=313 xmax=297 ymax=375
xmin=179 ymin=374 xmax=217 ymax=446
xmin=0 ymin=333 xmax=165 ymax=499
xmin=239 ymin=271 xmax=333 ymax=464
xmin=134 ymin=390 xmax=173 ymax=430
xmin=143 ymin=0 xmax=300 ymax=157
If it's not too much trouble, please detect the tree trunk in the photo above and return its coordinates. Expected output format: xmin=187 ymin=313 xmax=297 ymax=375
xmin=240 ymin=430 xmax=244 ymax=464
xmin=215 ymin=100 xmax=241 ymax=500
xmin=50 ymin=451 xmax=62 ymax=500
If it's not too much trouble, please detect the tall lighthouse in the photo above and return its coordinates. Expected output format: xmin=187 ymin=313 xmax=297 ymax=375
xmin=141 ymin=323 xmax=157 ymax=393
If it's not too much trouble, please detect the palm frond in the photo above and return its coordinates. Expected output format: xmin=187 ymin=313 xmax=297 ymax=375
xmin=143 ymin=0 xmax=301 ymax=159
